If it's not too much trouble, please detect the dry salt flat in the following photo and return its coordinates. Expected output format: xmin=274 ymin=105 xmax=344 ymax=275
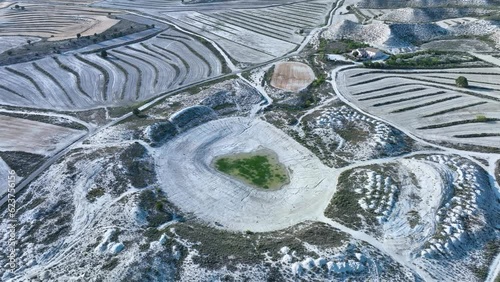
xmin=154 ymin=117 xmax=337 ymax=232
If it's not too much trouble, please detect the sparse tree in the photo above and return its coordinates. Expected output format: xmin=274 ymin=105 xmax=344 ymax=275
xmin=352 ymin=50 xmax=359 ymax=57
xmin=14 ymin=4 xmax=19 ymax=9
xmin=27 ymin=39 xmax=31 ymax=45
xmin=456 ymin=76 xmax=468 ymax=88
xmin=76 ymin=33 xmax=81 ymax=39
xmin=132 ymin=108 xmax=141 ymax=116
xmin=100 ymin=49 xmax=108 ymax=58
xmin=21 ymin=6 xmax=25 ymax=10
xmin=151 ymin=24 xmax=155 ymax=28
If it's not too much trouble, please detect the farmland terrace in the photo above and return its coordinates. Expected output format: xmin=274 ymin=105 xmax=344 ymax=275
xmin=0 ymin=28 xmax=223 ymax=110
xmin=0 ymin=3 xmax=121 ymax=41
xmin=94 ymin=0 xmax=337 ymax=63
xmin=337 ymin=67 xmax=500 ymax=150
xmin=0 ymin=0 xmax=500 ymax=281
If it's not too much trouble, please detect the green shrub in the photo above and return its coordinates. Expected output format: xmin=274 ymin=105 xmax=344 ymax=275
xmin=86 ymin=187 xmax=105 ymax=202
xmin=476 ymin=115 xmax=487 ymax=122
xmin=456 ymin=76 xmax=469 ymax=88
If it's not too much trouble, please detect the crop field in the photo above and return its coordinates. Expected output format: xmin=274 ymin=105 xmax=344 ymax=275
xmin=271 ymin=62 xmax=316 ymax=92
xmin=95 ymin=0 xmax=329 ymax=13
xmin=337 ymin=67 xmax=500 ymax=148
xmin=0 ymin=115 xmax=85 ymax=156
xmin=161 ymin=0 xmax=335 ymax=63
xmin=0 ymin=28 xmax=223 ymax=110
xmin=0 ymin=3 xmax=120 ymax=41
xmin=214 ymin=150 xmax=289 ymax=189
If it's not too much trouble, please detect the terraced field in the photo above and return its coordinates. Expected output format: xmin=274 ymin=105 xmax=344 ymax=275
xmin=0 ymin=28 xmax=223 ymax=110
xmin=0 ymin=3 xmax=119 ymax=40
xmin=163 ymin=0 xmax=335 ymax=63
xmin=337 ymin=67 xmax=500 ymax=149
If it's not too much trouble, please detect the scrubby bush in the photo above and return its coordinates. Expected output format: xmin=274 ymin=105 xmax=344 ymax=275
xmin=456 ymin=76 xmax=468 ymax=88
xmin=311 ymin=73 xmax=326 ymax=88
xmin=476 ymin=115 xmax=487 ymax=122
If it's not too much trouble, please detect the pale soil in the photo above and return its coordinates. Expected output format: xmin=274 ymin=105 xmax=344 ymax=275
xmin=154 ymin=117 xmax=337 ymax=232
xmin=270 ymin=61 xmax=316 ymax=92
xmin=0 ymin=115 xmax=85 ymax=156
xmin=0 ymin=36 xmax=40 ymax=54
xmin=0 ymin=5 xmax=120 ymax=41
xmin=47 ymin=15 xmax=120 ymax=42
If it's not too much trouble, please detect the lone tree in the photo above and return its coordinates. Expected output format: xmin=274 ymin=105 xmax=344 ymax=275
xmin=76 ymin=33 xmax=81 ymax=39
xmin=456 ymin=76 xmax=468 ymax=88
xmin=100 ymin=49 xmax=108 ymax=58
xmin=132 ymin=108 xmax=142 ymax=116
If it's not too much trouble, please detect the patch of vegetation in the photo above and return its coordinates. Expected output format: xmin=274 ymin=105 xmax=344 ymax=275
xmin=407 ymin=210 xmax=421 ymax=229
xmin=0 ymin=151 xmax=45 ymax=177
xmin=325 ymin=165 xmax=399 ymax=230
xmin=108 ymin=100 xmax=149 ymax=118
xmin=148 ymin=120 xmax=178 ymax=147
xmin=496 ymin=160 xmax=500 ymax=187
xmin=139 ymin=243 xmax=150 ymax=252
xmin=138 ymin=189 xmax=176 ymax=228
xmin=262 ymin=65 xmax=275 ymax=87
xmin=336 ymin=122 xmax=370 ymax=143
xmin=318 ymin=38 xmax=369 ymax=55
xmin=325 ymin=184 xmax=366 ymax=228
xmin=456 ymin=76 xmax=469 ymax=88
xmin=470 ymin=264 xmax=489 ymax=281
xmin=173 ymin=221 xmax=346 ymax=270
xmin=43 ymin=225 xmax=70 ymax=244
xmin=475 ymin=115 xmax=487 ymax=122
xmin=0 ymin=18 xmax=150 ymax=66
xmin=86 ymin=187 xmax=105 ymax=202
xmin=484 ymin=240 xmax=500 ymax=264
xmin=365 ymin=50 xmax=480 ymax=69
xmin=311 ymin=73 xmax=326 ymax=88
xmin=119 ymin=142 xmax=156 ymax=188
xmin=102 ymin=258 xmax=119 ymax=271
xmin=214 ymin=151 xmax=288 ymax=189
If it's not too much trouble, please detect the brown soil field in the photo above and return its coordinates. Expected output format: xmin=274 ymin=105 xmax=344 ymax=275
xmin=0 ymin=4 xmax=120 ymax=41
xmin=270 ymin=61 xmax=315 ymax=92
xmin=0 ymin=115 xmax=84 ymax=156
